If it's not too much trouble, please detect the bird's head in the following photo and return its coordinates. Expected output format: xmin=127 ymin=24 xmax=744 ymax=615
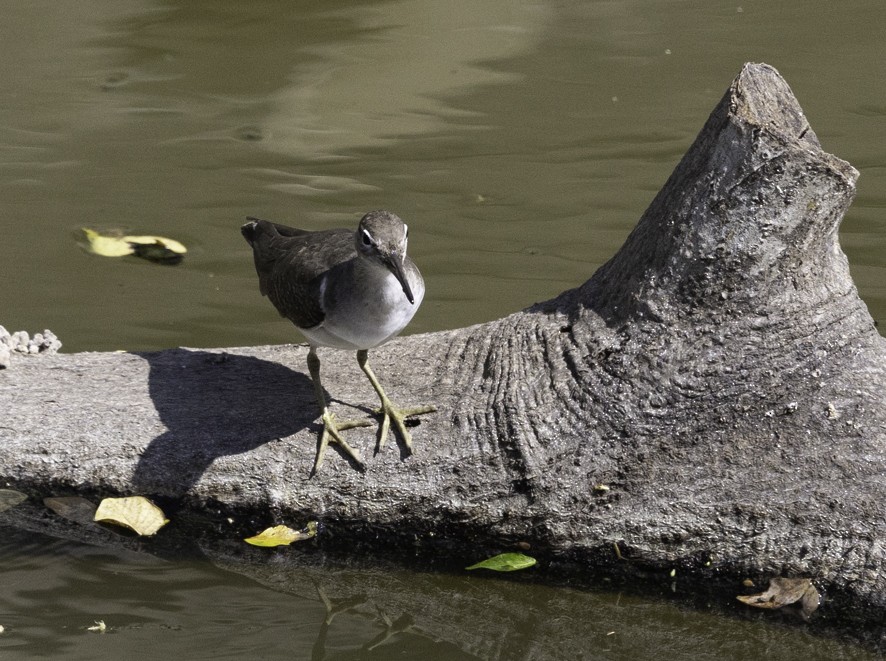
xmin=355 ymin=210 xmax=414 ymax=304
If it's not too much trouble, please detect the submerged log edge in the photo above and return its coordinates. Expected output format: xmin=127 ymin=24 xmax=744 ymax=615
xmin=2 ymin=63 xmax=885 ymax=641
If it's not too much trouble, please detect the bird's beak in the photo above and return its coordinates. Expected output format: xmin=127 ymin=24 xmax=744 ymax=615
xmin=387 ymin=253 xmax=414 ymax=304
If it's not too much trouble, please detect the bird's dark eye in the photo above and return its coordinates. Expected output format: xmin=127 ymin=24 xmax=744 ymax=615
xmin=361 ymin=230 xmax=373 ymax=246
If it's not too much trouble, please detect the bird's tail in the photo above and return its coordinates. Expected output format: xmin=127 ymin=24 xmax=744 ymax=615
xmin=240 ymin=216 xmax=272 ymax=246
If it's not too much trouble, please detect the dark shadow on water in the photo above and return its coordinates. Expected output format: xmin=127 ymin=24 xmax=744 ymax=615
xmin=132 ymin=348 xmax=317 ymax=497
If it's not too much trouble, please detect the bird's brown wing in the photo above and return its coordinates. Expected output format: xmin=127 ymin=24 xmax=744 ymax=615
xmin=241 ymin=218 xmax=354 ymax=329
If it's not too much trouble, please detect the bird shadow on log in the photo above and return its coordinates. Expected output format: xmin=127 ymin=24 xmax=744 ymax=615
xmin=131 ymin=348 xmax=318 ymax=497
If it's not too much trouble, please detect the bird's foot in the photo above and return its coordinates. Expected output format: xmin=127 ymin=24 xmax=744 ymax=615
xmin=374 ymin=399 xmax=437 ymax=455
xmin=312 ymin=410 xmax=374 ymax=475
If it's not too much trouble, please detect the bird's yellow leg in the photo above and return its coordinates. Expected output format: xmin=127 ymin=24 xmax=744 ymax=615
xmin=356 ymin=349 xmax=436 ymax=455
xmin=307 ymin=347 xmax=372 ymax=473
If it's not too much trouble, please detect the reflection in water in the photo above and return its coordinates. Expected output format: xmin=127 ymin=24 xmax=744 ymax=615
xmin=0 ymin=523 xmax=879 ymax=660
xmin=262 ymin=1 xmax=542 ymax=160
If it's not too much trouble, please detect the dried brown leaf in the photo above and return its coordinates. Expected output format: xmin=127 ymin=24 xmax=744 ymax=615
xmin=737 ymin=577 xmax=820 ymax=618
xmin=44 ymin=496 xmax=98 ymax=525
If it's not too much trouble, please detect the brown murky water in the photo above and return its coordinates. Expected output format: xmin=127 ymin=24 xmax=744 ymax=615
xmin=0 ymin=0 xmax=882 ymax=351
xmin=1 ymin=1 xmax=883 ymax=657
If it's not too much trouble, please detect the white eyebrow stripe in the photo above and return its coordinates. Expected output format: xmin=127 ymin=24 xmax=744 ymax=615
xmin=403 ymin=224 xmax=408 ymax=241
xmin=362 ymin=229 xmax=374 ymax=243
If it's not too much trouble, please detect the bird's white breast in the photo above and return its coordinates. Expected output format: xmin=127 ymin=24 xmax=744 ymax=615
xmin=301 ymin=261 xmax=424 ymax=351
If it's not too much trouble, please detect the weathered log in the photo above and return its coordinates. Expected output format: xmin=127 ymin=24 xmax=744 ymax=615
xmin=2 ymin=63 xmax=884 ymax=636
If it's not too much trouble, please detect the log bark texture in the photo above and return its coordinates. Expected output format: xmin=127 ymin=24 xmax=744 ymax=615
xmin=2 ymin=63 xmax=885 ymax=632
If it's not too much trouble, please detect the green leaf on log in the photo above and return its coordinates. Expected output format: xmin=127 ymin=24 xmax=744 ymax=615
xmin=466 ymin=553 xmax=537 ymax=572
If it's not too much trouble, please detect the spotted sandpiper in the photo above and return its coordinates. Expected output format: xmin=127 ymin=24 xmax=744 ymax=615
xmin=241 ymin=210 xmax=436 ymax=473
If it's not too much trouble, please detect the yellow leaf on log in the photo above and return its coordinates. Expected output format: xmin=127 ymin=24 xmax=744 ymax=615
xmin=245 ymin=522 xmax=318 ymax=547
xmin=94 ymin=496 xmax=169 ymax=536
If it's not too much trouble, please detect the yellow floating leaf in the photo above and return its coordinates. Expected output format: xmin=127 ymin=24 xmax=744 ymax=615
xmin=82 ymin=228 xmax=134 ymax=257
xmin=82 ymin=228 xmax=187 ymax=264
xmin=245 ymin=522 xmax=318 ymax=547
xmin=94 ymin=496 xmax=169 ymax=536
xmin=87 ymin=620 xmax=107 ymax=633
xmin=0 ymin=489 xmax=27 ymax=513
xmin=125 ymin=235 xmax=187 ymax=264
xmin=123 ymin=234 xmax=186 ymax=253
